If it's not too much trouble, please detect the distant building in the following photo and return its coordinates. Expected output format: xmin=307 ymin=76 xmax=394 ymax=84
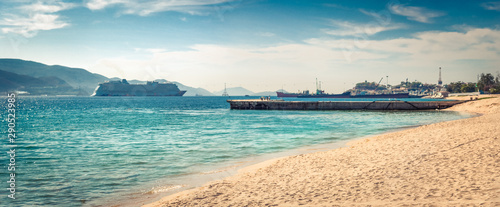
xmin=437 ymin=91 xmax=449 ymax=97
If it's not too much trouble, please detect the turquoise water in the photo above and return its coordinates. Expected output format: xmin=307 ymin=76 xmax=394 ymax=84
xmin=0 ymin=96 xmax=470 ymax=206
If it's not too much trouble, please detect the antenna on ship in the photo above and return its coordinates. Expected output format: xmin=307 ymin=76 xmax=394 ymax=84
xmin=315 ymin=78 xmax=321 ymax=95
xmin=222 ymin=83 xmax=229 ymax=96
xmin=315 ymin=78 xmax=318 ymax=91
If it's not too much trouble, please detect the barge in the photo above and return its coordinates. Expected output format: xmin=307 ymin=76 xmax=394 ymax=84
xmin=227 ymin=99 xmax=466 ymax=110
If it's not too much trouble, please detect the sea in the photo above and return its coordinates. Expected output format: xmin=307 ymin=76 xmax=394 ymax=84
xmin=0 ymin=96 xmax=471 ymax=206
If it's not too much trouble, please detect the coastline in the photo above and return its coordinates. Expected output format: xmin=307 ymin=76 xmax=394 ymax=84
xmin=143 ymin=95 xmax=500 ymax=207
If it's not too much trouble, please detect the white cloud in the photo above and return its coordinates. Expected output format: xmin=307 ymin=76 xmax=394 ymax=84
xmin=85 ymin=0 xmax=125 ymax=10
xmin=323 ymin=20 xmax=402 ymax=37
xmin=306 ymin=27 xmax=500 ymax=75
xmin=85 ymin=0 xmax=238 ymax=16
xmin=89 ymin=27 xmax=500 ymax=92
xmin=0 ymin=0 xmax=74 ymax=38
xmin=90 ymin=42 xmax=358 ymax=90
xmin=389 ymin=4 xmax=445 ymax=23
xmin=482 ymin=1 xmax=500 ymax=11
xmin=1 ymin=14 xmax=69 ymax=38
xmin=20 ymin=1 xmax=76 ymax=13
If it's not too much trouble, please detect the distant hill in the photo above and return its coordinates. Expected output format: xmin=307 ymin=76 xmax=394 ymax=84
xmin=171 ymin=82 xmax=215 ymax=96
xmin=213 ymin=87 xmax=255 ymax=96
xmin=0 ymin=59 xmax=108 ymax=95
xmin=212 ymin=87 xmax=280 ymax=96
xmin=0 ymin=69 xmax=86 ymax=95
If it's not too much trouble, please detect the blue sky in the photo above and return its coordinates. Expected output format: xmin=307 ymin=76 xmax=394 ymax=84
xmin=1 ymin=0 xmax=500 ymax=93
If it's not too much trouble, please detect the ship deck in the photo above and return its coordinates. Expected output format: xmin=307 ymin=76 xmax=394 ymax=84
xmin=227 ymin=99 xmax=466 ymax=110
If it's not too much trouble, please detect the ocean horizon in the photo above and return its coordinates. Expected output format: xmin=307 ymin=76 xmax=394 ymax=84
xmin=0 ymin=96 xmax=472 ymax=206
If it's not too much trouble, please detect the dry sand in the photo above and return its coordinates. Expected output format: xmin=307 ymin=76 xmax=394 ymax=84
xmin=144 ymin=95 xmax=500 ymax=207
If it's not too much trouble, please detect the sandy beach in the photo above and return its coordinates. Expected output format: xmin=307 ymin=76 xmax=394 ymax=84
xmin=144 ymin=96 xmax=500 ymax=207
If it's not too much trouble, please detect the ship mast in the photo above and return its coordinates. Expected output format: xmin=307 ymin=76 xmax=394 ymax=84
xmin=316 ymin=78 xmax=318 ymax=92
xmin=222 ymin=83 xmax=229 ymax=96
xmin=315 ymin=78 xmax=322 ymax=95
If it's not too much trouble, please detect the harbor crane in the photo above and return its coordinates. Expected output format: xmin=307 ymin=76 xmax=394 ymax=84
xmin=375 ymin=77 xmax=384 ymax=88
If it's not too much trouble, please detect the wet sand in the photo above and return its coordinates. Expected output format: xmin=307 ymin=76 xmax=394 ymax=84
xmin=144 ymin=95 xmax=500 ymax=206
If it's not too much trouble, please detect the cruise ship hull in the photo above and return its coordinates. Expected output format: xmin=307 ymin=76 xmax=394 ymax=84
xmin=93 ymin=80 xmax=186 ymax=96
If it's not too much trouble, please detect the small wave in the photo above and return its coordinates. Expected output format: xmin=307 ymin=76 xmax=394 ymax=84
xmin=144 ymin=185 xmax=185 ymax=195
xmin=199 ymin=169 xmax=227 ymax=174
xmin=199 ymin=163 xmax=244 ymax=175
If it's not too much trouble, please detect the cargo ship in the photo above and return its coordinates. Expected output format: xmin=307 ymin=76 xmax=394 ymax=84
xmin=277 ymin=78 xmax=425 ymax=99
xmin=92 ymin=79 xmax=186 ymax=96
xmin=276 ymin=91 xmax=308 ymax=97
xmin=297 ymin=91 xmax=351 ymax=98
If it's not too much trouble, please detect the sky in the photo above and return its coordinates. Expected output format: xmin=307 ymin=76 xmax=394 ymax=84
xmin=1 ymin=0 xmax=500 ymax=93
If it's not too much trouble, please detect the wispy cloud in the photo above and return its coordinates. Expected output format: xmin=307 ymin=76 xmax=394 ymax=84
xmin=20 ymin=1 xmax=76 ymax=13
xmin=389 ymin=4 xmax=445 ymax=23
xmin=1 ymin=14 xmax=69 ymax=38
xmin=323 ymin=3 xmax=349 ymax=10
xmin=359 ymin=9 xmax=392 ymax=24
xmin=85 ymin=0 xmax=238 ymax=16
xmin=481 ymin=1 xmax=500 ymax=11
xmin=323 ymin=20 xmax=402 ymax=37
xmin=256 ymin=32 xmax=275 ymax=37
xmin=0 ymin=1 xmax=75 ymax=38
xmin=308 ymin=27 xmax=500 ymax=65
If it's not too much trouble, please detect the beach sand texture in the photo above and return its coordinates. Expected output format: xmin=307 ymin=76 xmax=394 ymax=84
xmin=144 ymin=96 xmax=500 ymax=207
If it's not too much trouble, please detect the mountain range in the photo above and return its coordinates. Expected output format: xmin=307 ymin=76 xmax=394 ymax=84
xmin=0 ymin=69 xmax=82 ymax=95
xmin=0 ymin=58 xmax=278 ymax=96
xmin=0 ymin=59 xmax=107 ymax=95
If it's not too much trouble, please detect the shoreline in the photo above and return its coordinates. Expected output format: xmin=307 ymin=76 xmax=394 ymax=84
xmin=143 ymin=95 xmax=500 ymax=207
xmin=119 ymin=125 xmax=399 ymax=207
xmin=137 ymin=128 xmax=416 ymax=207
xmin=106 ymin=123 xmax=379 ymax=207
xmin=108 ymin=138 xmax=354 ymax=207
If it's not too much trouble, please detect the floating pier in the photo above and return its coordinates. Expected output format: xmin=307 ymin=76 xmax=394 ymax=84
xmin=227 ymin=99 xmax=467 ymax=110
